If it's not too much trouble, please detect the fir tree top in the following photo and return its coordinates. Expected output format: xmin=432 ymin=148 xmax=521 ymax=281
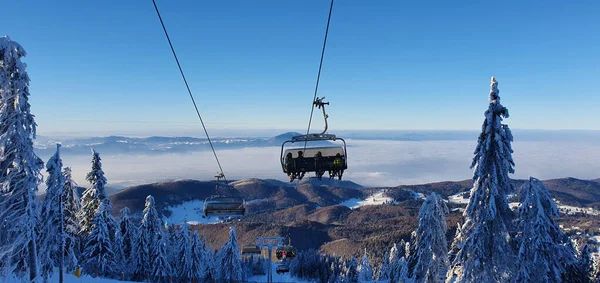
xmin=86 ymin=148 xmax=108 ymax=200
xmin=471 ymin=76 xmax=515 ymax=193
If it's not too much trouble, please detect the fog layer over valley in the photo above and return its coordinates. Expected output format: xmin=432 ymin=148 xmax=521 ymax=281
xmin=34 ymin=132 xmax=600 ymax=190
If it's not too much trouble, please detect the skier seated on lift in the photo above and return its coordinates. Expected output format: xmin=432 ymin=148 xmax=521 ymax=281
xmin=329 ymin=153 xmax=344 ymax=180
xmin=285 ymin=152 xmax=295 ymax=181
xmin=314 ymin=151 xmax=324 ymax=180
xmin=295 ymin=151 xmax=306 ymax=180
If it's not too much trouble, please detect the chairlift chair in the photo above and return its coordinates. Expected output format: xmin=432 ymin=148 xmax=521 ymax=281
xmin=276 ymin=264 xmax=290 ymax=274
xmin=203 ymin=173 xmax=246 ymax=217
xmin=275 ymin=245 xmax=297 ymax=260
xmin=281 ymin=97 xmax=348 ymax=181
xmin=241 ymin=245 xmax=262 ymax=256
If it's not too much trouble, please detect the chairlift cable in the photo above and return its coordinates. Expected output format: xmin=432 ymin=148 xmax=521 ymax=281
xmin=302 ymin=0 xmax=335 ymax=154
xmin=151 ymin=0 xmax=227 ymax=182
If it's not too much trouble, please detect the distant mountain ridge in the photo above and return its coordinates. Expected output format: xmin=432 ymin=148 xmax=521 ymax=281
xmin=33 ymin=132 xmax=338 ymax=156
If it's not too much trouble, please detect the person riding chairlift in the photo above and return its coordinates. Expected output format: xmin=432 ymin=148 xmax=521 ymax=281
xmin=314 ymin=151 xmax=324 ymax=180
xmin=285 ymin=152 xmax=294 ymax=181
xmin=295 ymin=151 xmax=306 ymax=180
xmin=330 ymin=153 xmax=344 ymax=179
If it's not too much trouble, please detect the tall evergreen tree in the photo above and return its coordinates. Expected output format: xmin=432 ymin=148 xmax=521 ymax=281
xmin=140 ymin=195 xmax=161 ymax=274
xmin=176 ymin=221 xmax=193 ymax=281
xmin=388 ymin=243 xmax=402 ymax=280
xmin=216 ymin=226 xmax=244 ymax=282
xmin=447 ymin=77 xmax=516 ymax=282
xmin=190 ymin=231 xmax=205 ymax=280
xmin=0 ymin=36 xmax=45 ymax=281
xmin=81 ymin=203 xmax=115 ymax=278
xmin=62 ymin=167 xmax=81 ymax=271
xmin=152 ymin=231 xmax=172 ymax=283
xmin=38 ymin=144 xmax=66 ymax=281
xmin=78 ymin=149 xmax=115 ymax=238
xmin=514 ymin=177 xmax=577 ymax=283
xmin=117 ymin=207 xmax=137 ymax=271
xmin=112 ymin=228 xmax=125 ymax=276
xmin=412 ymin=193 xmax=449 ymax=283
xmin=345 ymin=257 xmax=359 ymax=283
xmin=377 ymin=250 xmax=391 ymax=281
xmin=357 ymin=250 xmax=373 ymax=282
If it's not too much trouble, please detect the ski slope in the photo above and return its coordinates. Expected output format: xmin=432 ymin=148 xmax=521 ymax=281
xmin=164 ymin=199 xmax=222 ymax=225
xmin=340 ymin=190 xmax=395 ymax=209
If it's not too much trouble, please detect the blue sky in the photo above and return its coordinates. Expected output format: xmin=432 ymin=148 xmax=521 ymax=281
xmin=3 ymin=0 xmax=599 ymax=136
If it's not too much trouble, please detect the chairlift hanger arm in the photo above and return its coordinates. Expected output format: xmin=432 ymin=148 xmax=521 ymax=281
xmin=313 ymin=97 xmax=330 ymax=135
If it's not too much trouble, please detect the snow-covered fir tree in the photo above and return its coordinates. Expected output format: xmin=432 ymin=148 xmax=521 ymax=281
xmin=447 ymin=77 xmax=516 ymax=282
xmin=190 ymin=230 xmax=205 ymax=280
xmin=81 ymin=203 xmax=115 ymax=278
xmin=200 ymin=235 xmax=215 ymax=280
xmin=514 ymin=177 xmax=577 ymax=283
xmin=412 ymin=193 xmax=449 ymax=283
xmin=139 ymin=195 xmax=162 ymax=276
xmin=112 ymin=228 xmax=125 ymax=276
xmin=86 ymin=149 xmax=109 ymax=203
xmin=216 ymin=226 xmax=244 ymax=282
xmin=0 ymin=36 xmax=45 ymax=281
xmin=78 ymin=149 xmax=113 ymax=237
xmin=377 ymin=250 xmax=391 ymax=281
xmin=117 ymin=207 xmax=137 ymax=274
xmin=388 ymin=243 xmax=402 ymax=280
xmin=175 ymin=221 xmax=193 ymax=281
xmin=151 ymin=230 xmax=172 ymax=283
xmin=131 ymin=228 xmax=147 ymax=281
xmin=397 ymin=257 xmax=411 ymax=283
xmin=566 ymin=244 xmax=594 ymax=282
xmin=38 ymin=144 xmax=66 ymax=281
xmin=447 ymin=222 xmax=462 ymax=263
xmin=357 ymin=250 xmax=373 ymax=282
xmin=62 ymin=167 xmax=81 ymax=271
xmin=345 ymin=257 xmax=359 ymax=283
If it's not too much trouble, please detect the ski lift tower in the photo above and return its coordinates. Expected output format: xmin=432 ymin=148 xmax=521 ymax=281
xmin=257 ymin=237 xmax=284 ymax=283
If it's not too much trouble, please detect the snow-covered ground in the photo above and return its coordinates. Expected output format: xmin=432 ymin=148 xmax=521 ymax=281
xmin=340 ymin=190 xmax=395 ymax=209
xmin=448 ymin=191 xmax=470 ymax=204
xmin=557 ymin=204 xmax=600 ymax=216
xmin=164 ymin=200 xmax=222 ymax=225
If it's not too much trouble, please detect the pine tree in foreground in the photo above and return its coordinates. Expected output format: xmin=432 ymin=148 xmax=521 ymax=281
xmin=62 ymin=167 xmax=81 ymax=271
xmin=447 ymin=77 xmax=516 ymax=282
xmin=140 ymin=195 xmax=162 ymax=274
xmin=78 ymin=149 xmax=117 ymax=246
xmin=0 ymin=36 xmax=45 ymax=281
xmin=82 ymin=203 xmax=115 ymax=278
xmin=176 ymin=221 xmax=193 ymax=281
xmin=514 ymin=177 xmax=577 ymax=283
xmin=412 ymin=193 xmax=449 ymax=283
xmin=38 ymin=144 xmax=66 ymax=281
xmin=117 ymin=207 xmax=137 ymax=276
xmin=152 ymin=231 xmax=172 ymax=283
xmin=216 ymin=226 xmax=244 ymax=282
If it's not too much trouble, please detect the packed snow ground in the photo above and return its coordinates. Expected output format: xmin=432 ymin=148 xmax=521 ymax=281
xmin=340 ymin=190 xmax=395 ymax=209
